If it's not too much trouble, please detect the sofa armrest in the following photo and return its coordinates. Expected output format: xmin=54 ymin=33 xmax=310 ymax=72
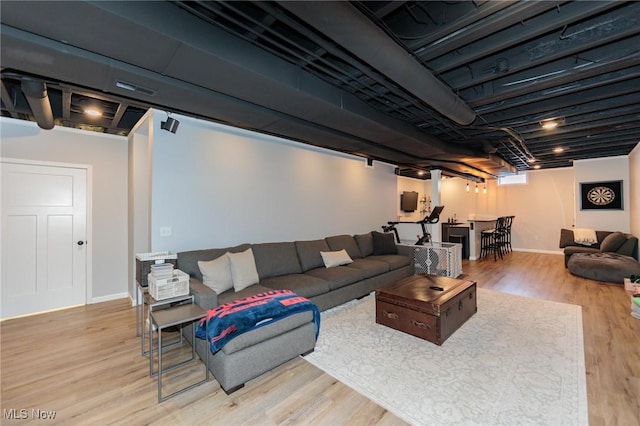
xmin=188 ymin=278 xmax=218 ymax=310
xmin=396 ymin=244 xmax=415 ymax=272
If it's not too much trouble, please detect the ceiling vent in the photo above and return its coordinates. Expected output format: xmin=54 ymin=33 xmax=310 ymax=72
xmin=115 ymin=80 xmax=156 ymax=96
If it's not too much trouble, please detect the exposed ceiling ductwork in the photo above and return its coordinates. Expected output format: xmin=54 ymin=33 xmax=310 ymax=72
xmin=1 ymin=1 xmax=638 ymax=180
xmin=276 ymin=1 xmax=477 ymax=126
xmin=20 ymin=78 xmax=54 ymax=130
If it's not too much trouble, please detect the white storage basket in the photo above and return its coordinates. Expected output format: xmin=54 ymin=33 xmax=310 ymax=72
xmin=148 ymin=269 xmax=189 ymax=300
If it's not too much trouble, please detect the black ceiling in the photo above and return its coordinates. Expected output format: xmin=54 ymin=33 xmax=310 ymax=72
xmin=1 ymin=1 xmax=638 ymax=181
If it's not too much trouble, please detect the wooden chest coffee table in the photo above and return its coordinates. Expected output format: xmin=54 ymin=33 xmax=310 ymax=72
xmin=375 ymin=275 xmax=477 ymax=345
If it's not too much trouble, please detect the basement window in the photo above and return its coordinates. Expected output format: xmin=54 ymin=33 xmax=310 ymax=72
xmin=498 ymin=173 xmax=528 ymax=185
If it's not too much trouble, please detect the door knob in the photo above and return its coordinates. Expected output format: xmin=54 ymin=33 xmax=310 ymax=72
xmin=77 ymin=241 xmax=84 ymax=246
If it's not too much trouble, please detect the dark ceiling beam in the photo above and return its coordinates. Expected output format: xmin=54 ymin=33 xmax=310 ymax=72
xmin=412 ymin=1 xmax=558 ymax=62
xmin=111 ymin=103 xmax=127 ymax=129
xmin=276 ymin=1 xmax=477 ymax=126
xmin=397 ymin=1 xmax=517 ymax=52
xmin=476 ymin=77 xmax=640 ymax=121
xmin=443 ymin=11 xmax=639 ymax=90
xmin=0 ymin=80 xmax=20 ymax=118
xmin=229 ymin=1 xmax=441 ymax=125
xmin=429 ymin=1 xmax=624 ymax=74
xmin=492 ymin=91 xmax=640 ymax=129
xmin=371 ymin=1 xmax=407 ymax=19
xmin=61 ymin=88 xmax=71 ymax=127
xmin=466 ymin=52 xmax=640 ymax=108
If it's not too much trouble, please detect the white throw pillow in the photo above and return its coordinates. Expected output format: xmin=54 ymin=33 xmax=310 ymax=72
xmin=321 ymin=249 xmax=353 ymax=268
xmin=228 ymin=248 xmax=260 ymax=291
xmin=198 ymin=254 xmax=233 ymax=294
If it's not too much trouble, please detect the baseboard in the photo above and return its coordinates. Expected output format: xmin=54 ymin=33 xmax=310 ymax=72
xmin=512 ymin=248 xmax=564 ymax=255
xmin=90 ymin=292 xmax=129 ymax=304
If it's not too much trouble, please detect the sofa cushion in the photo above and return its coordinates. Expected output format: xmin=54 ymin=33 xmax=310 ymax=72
xmin=368 ymin=254 xmax=411 ymax=271
xmin=559 ymin=228 xmax=575 ymax=248
xmin=198 ymin=254 xmax=233 ymax=294
xmin=372 ymin=231 xmax=398 ymax=255
xmin=600 ymin=232 xmax=627 ymax=253
xmin=221 ymin=310 xmax=315 ymax=355
xmin=178 ymin=244 xmax=251 ymax=282
xmin=295 ymin=239 xmax=331 ymax=272
xmin=617 ymin=237 xmax=639 ymax=259
xmin=354 ymin=232 xmax=374 ymax=257
xmin=260 ymin=274 xmax=331 ymax=298
xmin=216 ymin=284 xmax=274 ymax=305
xmin=347 ymin=258 xmax=389 ymax=278
xmin=568 ymin=252 xmax=640 ymax=284
xmin=325 ymin=235 xmax=362 ymax=259
xmin=228 ymin=248 xmax=260 ymax=291
xmin=564 ymin=246 xmax=600 ymax=257
xmin=321 ymin=249 xmax=353 ymax=268
xmin=305 ymin=266 xmax=364 ymax=290
xmin=251 ymin=242 xmax=302 ymax=280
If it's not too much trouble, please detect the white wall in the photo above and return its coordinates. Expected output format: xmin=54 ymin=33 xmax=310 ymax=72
xmin=574 ymin=156 xmax=630 ymax=232
xmin=137 ymin=110 xmax=398 ymax=254
xmin=0 ymin=117 xmax=129 ymax=300
xmin=398 ymin=154 xmax=637 ymax=254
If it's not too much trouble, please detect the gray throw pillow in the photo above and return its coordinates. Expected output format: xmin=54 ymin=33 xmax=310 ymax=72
xmin=599 ymin=232 xmax=627 ymax=253
xmin=354 ymin=233 xmax=374 ymax=257
xmin=372 ymin=231 xmax=397 ymax=255
xmin=558 ymin=228 xmax=575 ymax=248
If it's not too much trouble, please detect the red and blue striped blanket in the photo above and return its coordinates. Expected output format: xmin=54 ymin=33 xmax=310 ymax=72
xmin=195 ymin=290 xmax=320 ymax=354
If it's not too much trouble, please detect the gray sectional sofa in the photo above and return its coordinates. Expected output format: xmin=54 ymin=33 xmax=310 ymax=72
xmin=559 ymin=228 xmax=640 ymax=284
xmin=177 ymin=231 xmax=414 ymax=393
xmin=559 ymin=228 xmax=638 ymax=267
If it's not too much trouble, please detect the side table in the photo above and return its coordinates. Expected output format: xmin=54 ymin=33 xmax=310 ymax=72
xmin=138 ymin=283 xmax=193 ymax=356
xmin=149 ymin=303 xmax=209 ymax=402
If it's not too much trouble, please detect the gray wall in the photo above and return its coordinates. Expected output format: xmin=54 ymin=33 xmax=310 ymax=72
xmin=1 ymin=117 xmax=129 ymax=300
xmin=133 ymin=110 xmax=398 ymax=255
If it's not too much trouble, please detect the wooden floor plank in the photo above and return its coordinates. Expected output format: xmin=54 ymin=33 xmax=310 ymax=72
xmin=1 ymin=252 xmax=638 ymax=425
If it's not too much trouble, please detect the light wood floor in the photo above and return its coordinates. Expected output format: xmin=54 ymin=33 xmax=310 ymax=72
xmin=1 ymin=252 xmax=639 ymax=425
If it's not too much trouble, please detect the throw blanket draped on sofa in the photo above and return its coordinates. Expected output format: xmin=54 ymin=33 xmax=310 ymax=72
xmin=573 ymin=228 xmax=597 ymax=246
xmin=196 ymin=290 xmax=320 ymax=353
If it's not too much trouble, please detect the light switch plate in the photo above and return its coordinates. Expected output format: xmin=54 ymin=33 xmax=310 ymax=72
xmin=160 ymin=226 xmax=171 ymax=237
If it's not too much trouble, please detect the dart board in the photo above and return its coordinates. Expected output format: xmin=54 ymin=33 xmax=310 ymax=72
xmin=580 ymin=181 xmax=622 ymax=210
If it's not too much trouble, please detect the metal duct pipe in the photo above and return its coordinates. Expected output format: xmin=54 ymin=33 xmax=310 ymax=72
xmin=21 ymin=78 xmax=54 ymax=130
xmin=277 ymin=1 xmax=477 ymax=126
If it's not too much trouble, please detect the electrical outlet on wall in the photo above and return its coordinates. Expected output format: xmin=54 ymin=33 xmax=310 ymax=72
xmin=160 ymin=226 xmax=172 ymax=237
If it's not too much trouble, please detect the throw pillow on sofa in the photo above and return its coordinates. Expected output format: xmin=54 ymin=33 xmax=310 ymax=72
xmin=372 ymin=231 xmax=398 ymax=255
xmin=228 ymin=248 xmax=260 ymax=291
xmin=600 ymin=232 xmax=627 ymax=253
xmin=320 ymin=249 xmax=353 ymax=268
xmin=198 ymin=254 xmax=233 ymax=294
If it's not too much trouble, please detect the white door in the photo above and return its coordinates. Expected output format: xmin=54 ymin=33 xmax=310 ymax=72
xmin=1 ymin=162 xmax=87 ymax=319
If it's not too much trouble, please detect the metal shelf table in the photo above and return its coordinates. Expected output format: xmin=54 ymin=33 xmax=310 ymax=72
xmin=138 ymin=283 xmax=193 ymax=356
xmin=149 ymin=303 xmax=209 ymax=403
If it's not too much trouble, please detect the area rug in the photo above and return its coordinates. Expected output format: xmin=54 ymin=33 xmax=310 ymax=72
xmin=304 ymin=288 xmax=588 ymax=426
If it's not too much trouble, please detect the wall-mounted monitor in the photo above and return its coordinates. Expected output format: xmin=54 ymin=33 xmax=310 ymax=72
xmin=400 ymin=191 xmax=418 ymax=212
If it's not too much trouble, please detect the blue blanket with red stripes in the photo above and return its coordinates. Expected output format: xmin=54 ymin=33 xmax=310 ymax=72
xmin=195 ymin=290 xmax=320 ymax=354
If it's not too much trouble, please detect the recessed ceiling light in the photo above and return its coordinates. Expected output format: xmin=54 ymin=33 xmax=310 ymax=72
xmin=84 ymin=108 xmax=102 ymax=117
xmin=553 ymin=147 xmax=564 ymax=153
xmin=527 ymin=158 xmax=536 ymax=163
xmin=541 ymin=120 xmax=559 ymax=130
xmin=533 ymin=164 xmax=541 ymax=169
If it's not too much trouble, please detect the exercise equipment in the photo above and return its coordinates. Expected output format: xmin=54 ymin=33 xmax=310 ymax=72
xmin=382 ymin=206 xmax=445 ymax=245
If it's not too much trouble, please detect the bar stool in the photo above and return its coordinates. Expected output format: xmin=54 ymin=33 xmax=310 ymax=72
xmin=503 ymin=216 xmax=515 ymax=253
xmin=480 ymin=217 xmax=506 ymax=260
